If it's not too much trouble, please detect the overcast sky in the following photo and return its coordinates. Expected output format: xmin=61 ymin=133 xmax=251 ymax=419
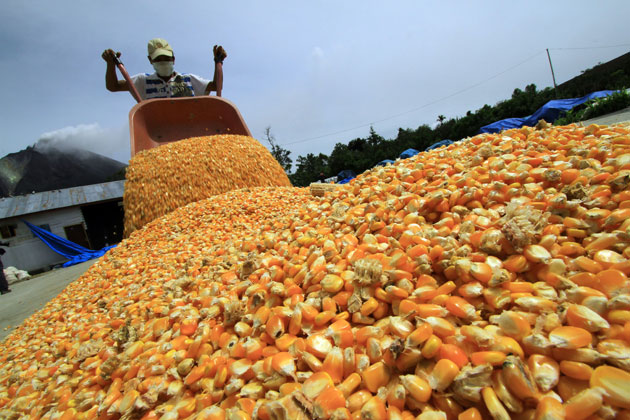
xmin=1 ymin=1 xmax=629 ymax=165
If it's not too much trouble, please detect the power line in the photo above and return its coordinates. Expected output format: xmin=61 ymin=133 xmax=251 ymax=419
xmin=549 ymin=43 xmax=630 ymax=51
xmin=281 ymin=50 xmax=546 ymax=146
xmin=281 ymin=43 xmax=630 ymax=147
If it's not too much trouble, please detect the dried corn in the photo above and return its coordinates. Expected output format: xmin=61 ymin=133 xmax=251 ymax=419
xmin=0 ymin=123 xmax=629 ymax=419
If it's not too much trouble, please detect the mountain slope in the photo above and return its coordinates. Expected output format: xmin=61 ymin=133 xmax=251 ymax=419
xmin=0 ymin=143 xmax=127 ymax=197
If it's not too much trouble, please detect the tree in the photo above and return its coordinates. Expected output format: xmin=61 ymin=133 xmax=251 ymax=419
xmin=285 ymin=56 xmax=630 ymax=183
xmin=367 ymin=126 xmax=385 ymax=147
xmin=289 ymin=153 xmax=329 ymax=187
xmin=348 ymin=138 xmax=366 ymax=151
xmin=264 ymin=127 xmax=292 ymax=173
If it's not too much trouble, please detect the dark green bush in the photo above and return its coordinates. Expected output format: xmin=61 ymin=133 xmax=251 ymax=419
xmin=555 ymin=89 xmax=630 ymax=125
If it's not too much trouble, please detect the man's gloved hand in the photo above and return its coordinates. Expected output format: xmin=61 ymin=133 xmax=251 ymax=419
xmin=213 ymin=45 xmax=227 ymax=64
xmin=102 ymin=49 xmax=121 ymax=64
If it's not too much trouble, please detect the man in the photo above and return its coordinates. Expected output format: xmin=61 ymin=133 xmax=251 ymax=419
xmin=102 ymin=38 xmax=227 ymax=100
xmin=0 ymin=243 xmax=10 ymax=295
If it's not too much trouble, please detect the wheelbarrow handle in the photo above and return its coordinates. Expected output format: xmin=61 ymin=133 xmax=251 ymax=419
xmin=113 ymin=55 xmax=143 ymax=103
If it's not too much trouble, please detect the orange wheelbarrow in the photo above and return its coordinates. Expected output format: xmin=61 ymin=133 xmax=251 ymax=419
xmin=114 ymin=56 xmax=252 ymax=157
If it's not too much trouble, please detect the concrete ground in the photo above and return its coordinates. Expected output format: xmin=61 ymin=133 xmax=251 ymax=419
xmin=582 ymin=106 xmax=630 ymax=126
xmin=1 ymin=108 xmax=629 ymax=345
xmin=0 ymin=259 xmax=97 ymax=342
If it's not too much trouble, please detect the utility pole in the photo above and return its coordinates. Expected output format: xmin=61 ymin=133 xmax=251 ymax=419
xmin=546 ymin=48 xmax=558 ymax=98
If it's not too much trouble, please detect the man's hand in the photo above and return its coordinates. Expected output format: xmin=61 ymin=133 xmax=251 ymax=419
xmin=103 ymin=49 xmax=128 ymax=92
xmin=213 ymin=45 xmax=227 ymax=64
xmin=102 ymin=49 xmax=121 ymax=64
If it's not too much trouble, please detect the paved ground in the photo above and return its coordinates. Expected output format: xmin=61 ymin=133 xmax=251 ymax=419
xmin=1 ymin=108 xmax=629 ymax=345
xmin=583 ymin=106 xmax=630 ymax=126
xmin=0 ymin=259 xmax=98 ymax=342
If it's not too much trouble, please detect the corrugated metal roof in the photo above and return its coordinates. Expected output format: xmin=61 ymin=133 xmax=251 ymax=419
xmin=0 ymin=180 xmax=125 ymax=219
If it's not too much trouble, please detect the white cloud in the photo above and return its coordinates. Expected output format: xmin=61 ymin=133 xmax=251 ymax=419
xmin=2 ymin=1 xmax=629 ymax=167
xmin=39 ymin=123 xmax=101 ymax=143
xmin=37 ymin=124 xmax=130 ymax=164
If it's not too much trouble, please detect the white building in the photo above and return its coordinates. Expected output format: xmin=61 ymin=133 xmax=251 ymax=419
xmin=0 ymin=181 xmax=124 ymax=273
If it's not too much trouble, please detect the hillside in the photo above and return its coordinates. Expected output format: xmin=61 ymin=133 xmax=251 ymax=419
xmin=557 ymin=51 xmax=630 ymax=97
xmin=0 ymin=141 xmax=127 ymax=198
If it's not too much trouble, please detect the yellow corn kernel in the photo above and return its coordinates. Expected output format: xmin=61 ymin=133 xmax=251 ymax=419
xmin=559 ymin=360 xmax=593 ymax=381
xmin=590 ymin=365 xmax=630 ymax=409
xmin=482 ymin=387 xmax=510 ymax=420
xmin=429 ymin=358 xmax=460 ymax=392
xmin=564 ymin=387 xmax=605 ymax=420
xmin=421 ymin=335 xmax=443 ymax=359
xmin=400 ymin=374 xmax=432 ymax=403
xmin=548 ymin=326 xmax=592 ymax=349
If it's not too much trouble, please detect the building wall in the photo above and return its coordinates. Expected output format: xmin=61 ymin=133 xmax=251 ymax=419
xmin=0 ymin=207 xmax=86 ymax=273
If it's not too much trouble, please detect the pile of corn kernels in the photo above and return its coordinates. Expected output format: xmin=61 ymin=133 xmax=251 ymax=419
xmin=1 ymin=123 xmax=630 ymax=420
xmin=123 ymin=135 xmax=292 ymax=237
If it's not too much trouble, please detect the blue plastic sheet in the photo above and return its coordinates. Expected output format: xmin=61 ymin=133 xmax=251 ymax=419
xmin=480 ymin=90 xmax=617 ymax=133
xmin=426 ymin=139 xmax=454 ymax=151
xmin=337 ymin=170 xmax=356 ymax=181
xmin=23 ymin=220 xmax=116 ymax=267
xmin=400 ymin=148 xmax=420 ymax=159
xmin=335 ymin=170 xmax=356 ymax=184
xmin=375 ymin=159 xmax=395 ymax=167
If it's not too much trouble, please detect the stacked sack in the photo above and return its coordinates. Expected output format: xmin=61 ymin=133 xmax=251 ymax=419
xmin=3 ymin=267 xmax=31 ymax=285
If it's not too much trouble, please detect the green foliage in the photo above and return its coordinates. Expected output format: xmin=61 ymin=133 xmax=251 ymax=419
xmin=288 ymin=153 xmax=328 ymax=187
xmin=284 ymin=53 xmax=630 ymax=186
xmin=554 ymin=90 xmax=630 ymax=126
xmin=264 ymin=127 xmax=292 ymax=174
xmin=559 ymin=54 xmax=630 ymax=97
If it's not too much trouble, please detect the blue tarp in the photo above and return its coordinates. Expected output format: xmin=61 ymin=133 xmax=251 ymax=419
xmin=23 ymin=220 xmax=116 ymax=267
xmin=426 ymin=139 xmax=454 ymax=151
xmin=337 ymin=170 xmax=356 ymax=180
xmin=375 ymin=159 xmax=395 ymax=167
xmin=336 ymin=169 xmax=356 ymax=184
xmin=400 ymin=148 xmax=420 ymax=159
xmin=480 ymin=90 xmax=617 ymax=133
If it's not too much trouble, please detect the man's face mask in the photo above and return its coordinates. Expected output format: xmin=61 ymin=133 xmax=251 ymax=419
xmin=153 ymin=61 xmax=174 ymax=77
